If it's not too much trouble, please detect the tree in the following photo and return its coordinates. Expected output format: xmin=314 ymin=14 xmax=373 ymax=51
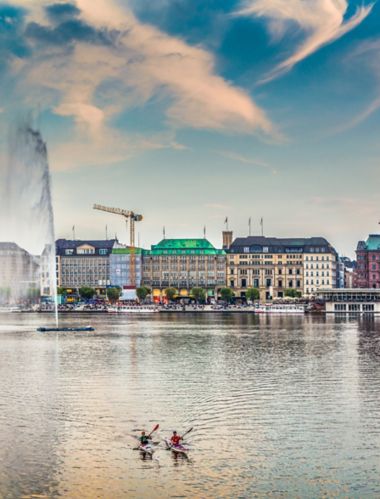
xmin=107 ymin=287 xmax=121 ymax=303
xmin=284 ymin=288 xmax=302 ymax=298
xmin=79 ymin=286 xmax=96 ymax=301
xmin=164 ymin=287 xmax=177 ymax=302
xmin=136 ymin=286 xmax=151 ymax=302
xmin=191 ymin=287 xmax=206 ymax=303
xmin=57 ymin=287 xmax=67 ymax=296
xmin=246 ymin=287 xmax=260 ymax=302
xmin=220 ymin=287 xmax=234 ymax=303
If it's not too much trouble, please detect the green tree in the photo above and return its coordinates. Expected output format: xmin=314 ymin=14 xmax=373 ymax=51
xmin=246 ymin=287 xmax=260 ymax=302
xmin=57 ymin=287 xmax=67 ymax=296
xmin=79 ymin=286 xmax=96 ymax=301
xmin=220 ymin=287 xmax=234 ymax=303
xmin=136 ymin=286 xmax=151 ymax=302
xmin=191 ymin=287 xmax=206 ymax=303
xmin=164 ymin=287 xmax=178 ymax=302
xmin=107 ymin=287 xmax=121 ymax=303
xmin=284 ymin=288 xmax=302 ymax=298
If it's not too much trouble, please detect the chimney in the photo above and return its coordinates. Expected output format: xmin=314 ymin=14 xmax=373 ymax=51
xmin=222 ymin=231 xmax=233 ymax=250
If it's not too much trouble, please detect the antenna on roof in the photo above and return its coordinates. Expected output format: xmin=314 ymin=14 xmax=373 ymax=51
xmin=203 ymin=226 xmax=206 ymax=238
xmin=72 ymin=225 xmax=76 ymax=240
xmin=249 ymin=217 xmax=252 ymax=236
xmin=260 ymin=217 xmax=264 ymax=237
xmin=224 ymin=216 xmax=229 ymax=231
xmin=105 ymin=225 xmax=108 ymax=240
xmin=163 ymin=226 xmax=166 ymax=239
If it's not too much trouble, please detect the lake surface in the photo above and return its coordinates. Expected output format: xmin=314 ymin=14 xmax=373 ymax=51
xmin=0 ymin=313 xmax=379 ymax=498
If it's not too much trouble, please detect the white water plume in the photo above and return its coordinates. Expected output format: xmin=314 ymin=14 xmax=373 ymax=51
xmin=0 ymin=119 xmax=57 ymax=321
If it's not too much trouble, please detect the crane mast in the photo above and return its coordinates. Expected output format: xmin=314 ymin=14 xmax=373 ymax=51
xmin=93 ymin=204 xmax=143 ymax=288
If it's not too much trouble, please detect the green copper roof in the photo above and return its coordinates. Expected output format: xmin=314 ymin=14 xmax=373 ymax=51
xmin=143 ymin=238 xmax=225 ymax=256
xmin=366 ymin=235 xmax=380 ymax=250
xmin=112 ymin=247 xmax=142 ymax=255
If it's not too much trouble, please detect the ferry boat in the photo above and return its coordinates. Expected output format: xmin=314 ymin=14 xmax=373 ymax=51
xmin=254 ymin=303 xmax=305 ymax=314
xmin=107 ymin=305 xmax=159 ymax=314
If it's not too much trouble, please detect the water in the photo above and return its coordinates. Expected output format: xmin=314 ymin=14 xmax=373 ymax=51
xmin=0 ymin=120 xmax=57 ymax=322
xmin=0 ymin=313 xmax=379 ymax=498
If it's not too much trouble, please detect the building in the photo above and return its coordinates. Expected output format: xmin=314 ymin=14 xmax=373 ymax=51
xmin=0 ymin=242 xmax=39 ymax=303
xmin=56 ymin=239 xmax=116 ymax=292
xmin=227 ymin=236 xmax=337 ymax=300
xmin=354 ymin=234 xmax=380 ymax=288
xmin=109 ymin=242 xmax=142 ymax=291
xmin=337 ymin=256 xmax=356 ymax=289
xmin=317 ymin=288 xmax=380 ymax=313
xmin=142 ymin=238 xmax=226 ymax=300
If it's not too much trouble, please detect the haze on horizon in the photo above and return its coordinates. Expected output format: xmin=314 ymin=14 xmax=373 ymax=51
xmin=0 ymin=0 xmax=379 ymax=258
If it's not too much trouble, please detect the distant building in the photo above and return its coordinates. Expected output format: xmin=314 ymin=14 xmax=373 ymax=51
xmin=354 ymin=234 xmax=380 ymax=288
xmin=0 ymin=242 xmax=39 ymax=303
xmin=227 ymin=236 xmax=337 ymax=300
xmin=142 ymin=239 xmax=226 ymax=300
xmin=109 ymin=242 xmax=142 ymax=290
xmin=337 ymin=256 xmax=356 ymax=289
xmin=56 ymin=239 xmax=116 ymax=292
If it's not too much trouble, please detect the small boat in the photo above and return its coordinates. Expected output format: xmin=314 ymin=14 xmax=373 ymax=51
xmin=254 ymin=304 xmax=305 ymax=314
xmin=37 ymin=326 xmax=95 ymax=332
xmin=138 ymin=443 xmax=155 ymax=456
xmin=107 ymin=306 xmax=159 ymax=314
xmin=164 ymin=438 xmax=190 ymax=455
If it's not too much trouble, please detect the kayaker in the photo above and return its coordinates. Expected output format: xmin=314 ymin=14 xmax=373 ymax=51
xmin=170 ymin=431 xmax=182 ymax=446
xmin=139 ymin=431 xmax=150 ymax=446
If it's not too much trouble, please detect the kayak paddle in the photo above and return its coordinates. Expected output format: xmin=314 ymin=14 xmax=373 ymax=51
xmin=148 ymin=423 xmax=159 ymax=438
xmin=181 ymin=427 xmax=193 ymax=439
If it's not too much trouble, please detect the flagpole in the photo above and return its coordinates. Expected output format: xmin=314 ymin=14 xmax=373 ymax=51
xmin=249 ymin=217 xmax=252 ymax=236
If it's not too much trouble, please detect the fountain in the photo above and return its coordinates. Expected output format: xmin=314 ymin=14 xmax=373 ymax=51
xmin=0 ymin=118 xmax=58 ymax=325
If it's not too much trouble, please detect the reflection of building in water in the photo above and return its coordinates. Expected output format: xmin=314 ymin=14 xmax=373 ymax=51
xmin=317 ymin=288 xmax=380 ymax=313
xmin=0 ymin=242 xmax=39 ymax=303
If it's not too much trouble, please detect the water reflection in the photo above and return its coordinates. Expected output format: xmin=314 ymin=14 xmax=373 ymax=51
xmin=0 ymin=313 xmax=379 ymax=498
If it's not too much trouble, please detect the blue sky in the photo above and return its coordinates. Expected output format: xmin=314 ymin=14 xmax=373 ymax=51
xmin=0 ymin=0 xmax=379 ymax=257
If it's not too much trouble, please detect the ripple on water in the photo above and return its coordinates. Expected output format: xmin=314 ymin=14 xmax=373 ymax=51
xmin=0 ymin=313 xmax=380 ymax=498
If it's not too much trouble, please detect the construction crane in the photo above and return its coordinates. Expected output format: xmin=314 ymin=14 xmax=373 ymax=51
xmin=93 ymin=204 xmax=143 ymax=288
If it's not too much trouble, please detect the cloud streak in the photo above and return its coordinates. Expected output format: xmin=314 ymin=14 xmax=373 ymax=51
xmin=2 ymin=0 xmax=276 ymax=171
xmin=236 ymin=0 xmax=373 ymax=82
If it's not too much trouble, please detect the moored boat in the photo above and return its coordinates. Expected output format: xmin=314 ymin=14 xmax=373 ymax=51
xmin=254 ymin=303 xmax=305 ymax=314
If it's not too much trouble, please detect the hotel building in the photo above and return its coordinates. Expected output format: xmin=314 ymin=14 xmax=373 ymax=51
xmin=142 ymin=239 xmax=226 ymax=300
xmin=227 ymin=236 xmax=337 ymax=300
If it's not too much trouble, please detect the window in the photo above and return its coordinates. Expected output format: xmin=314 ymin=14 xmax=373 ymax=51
xmin=99 ymin=249 xmax=108 ymax=255
xmin=296 ymin=280 xmax=301 ymax=288
xmin=278 ymin=268 xmax=282 ymax=275
xmin=241 ymin=279 xmax=247 ymax=288
xmin=278 ymin=280 xmax=283 ymax=288
xmin=289 ymin=268 xmax=293 ymax=275
xmin=288 ymin=280 xmax=293 ymax=288
xmin=266 ymin=278 xmax=272 ymax=287
xmin=65 ymin=249 xmax=74 ymax=255
xmin=254 ymin=278 xmax=259 ymax=287
xmin=335 ymin=304 xmax=346 ymax=311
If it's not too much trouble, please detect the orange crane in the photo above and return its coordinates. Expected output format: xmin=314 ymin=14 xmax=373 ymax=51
xmin=93 ymin=204 xmax=143 ymax=288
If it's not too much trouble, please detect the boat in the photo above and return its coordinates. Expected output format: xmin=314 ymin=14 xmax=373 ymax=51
xmin=107 ymin=306 xmax=159 ymax=313
xmin=164 ymin=438 xmax=190 ymax=455
xmin=254 ymin=303 xmax=305 ymax=314
xmin=138 ymin=443 xmax=155 ymax=456
xmin=37 ymin=326 xmax=95 ymax=332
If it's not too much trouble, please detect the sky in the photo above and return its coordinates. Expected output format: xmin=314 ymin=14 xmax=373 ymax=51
xmin=0 ymin=0 xmax=379 ymax=257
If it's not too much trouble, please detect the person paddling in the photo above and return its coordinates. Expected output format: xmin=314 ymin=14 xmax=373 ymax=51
xmin=139 ymin=431 xmax=150 ymax=446
xmin=170 ymin=431 xmax=182 ymax=447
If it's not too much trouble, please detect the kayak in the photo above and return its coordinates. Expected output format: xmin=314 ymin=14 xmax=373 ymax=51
xmin=164 ymin=438 xmax=190 ymax=455
xmin=139 ymin=443 xmax=155 ymax=455
xmin=37 ymin=326 xmax=94 ymax=332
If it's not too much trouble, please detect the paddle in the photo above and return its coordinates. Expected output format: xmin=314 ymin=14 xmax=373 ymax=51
xmin=181 ymin=427 xmax=193 ymax=439
xmin=148 ymin=424 xmax=159 ymax=438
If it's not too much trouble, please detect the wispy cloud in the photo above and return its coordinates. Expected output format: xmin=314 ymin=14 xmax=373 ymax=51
xmin=3 ymin=0 xmax=277 ymax=171
xmin=236 ymin=0 xmax=373 ymax=82
xmin=219 ymin=150 xmax=276 ymax=173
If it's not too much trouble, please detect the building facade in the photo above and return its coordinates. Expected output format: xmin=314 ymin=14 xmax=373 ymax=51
xmin=142 ymin=239 xmax=226 ymax=300
xmin=0 ymin=242 xmax=39 ymax=303
xmin=109 ymin=242 xmax=142 ymax=290
xmin=56 ymin=239 xmax=116 ymax=291
xmin=354 ymin=235 xmax=380 ymax=288
xmin=227 ymin=236 xmax=337 ymax=300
